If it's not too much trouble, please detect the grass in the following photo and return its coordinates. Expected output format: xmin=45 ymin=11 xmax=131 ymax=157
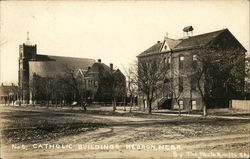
xmin=1 ymin=106 xmax=249 ymax=145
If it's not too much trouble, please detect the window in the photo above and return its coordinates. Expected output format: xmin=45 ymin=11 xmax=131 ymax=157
xmin=94 ymin=81 xmax=98 ymax=87
xmin=193 ymin=54 xmax=197 ymax=61
xmin=192 ymin=100 xmax=197 ymax=110
xmin=179 ymin=55 xmax=184 ymax=69
xmin=178 ymin=100 xmax=184 ymax=109
xmin=163 ymin=57 xmax=167 ymax=63
xmin=164 ymin=57 xmax=171 ymax=69
xmin=191 ymin=78 xmax=196 ymax=90
xmin=192 ymin=55 xmax=198 ymax=69
xmin=179 ymin=100 xmax=183 ymax=105
xmin=167 ymin=57 xmax=171 ymax=64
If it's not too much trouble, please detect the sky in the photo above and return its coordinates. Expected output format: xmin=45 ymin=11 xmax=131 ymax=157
xmin=0 ymin=0 xmax=249 ymax=83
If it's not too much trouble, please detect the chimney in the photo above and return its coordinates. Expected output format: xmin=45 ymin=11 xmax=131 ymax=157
xmin=110 ymin=63 xmax=113 ymax=71
xmin=1 ymin=83 xmax=3 ymax=86
xmin=11 ymin=83 xmax=14 ymax=86
xmin=98 ymin=59 xmax=101 ymax=63
xmin=157 ymin=41 xmax=160 ymax=44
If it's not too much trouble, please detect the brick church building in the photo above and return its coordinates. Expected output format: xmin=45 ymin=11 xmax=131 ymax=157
xmin=18 ymin=33 xmax=126 ymax=104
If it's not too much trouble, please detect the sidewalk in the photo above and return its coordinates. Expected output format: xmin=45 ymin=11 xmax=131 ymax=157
xmin=151 ymin=112 xmax=250 ymax=120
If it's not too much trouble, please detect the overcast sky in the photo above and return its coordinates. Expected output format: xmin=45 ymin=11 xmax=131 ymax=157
xmin=0 ymin=0 xmax=249 ymax=83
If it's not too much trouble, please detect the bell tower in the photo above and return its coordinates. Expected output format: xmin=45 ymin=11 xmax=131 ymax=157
xmin=18 ymin=32 xmax=37 ymax=104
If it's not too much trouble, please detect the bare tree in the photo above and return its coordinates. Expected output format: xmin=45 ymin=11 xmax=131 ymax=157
xmin=164 ymin=75 xmax=184 ymax=116
xmin=110 ymin=69 xmax=126 ymax=112
xmin=244 ymin=56 xmax=250 ymax=98
xmin=60 ymin=65 xmax=87 ymax=110
xmin=31 ymin=75 xmax=56 ymax=107
xmin=136 ymin=57 xmax=168 ymax=114
xmin=124 ymin=63 xmax=138 ymax=112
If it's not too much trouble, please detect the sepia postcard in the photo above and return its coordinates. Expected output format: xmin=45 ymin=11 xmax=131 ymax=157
xmin=0 ymin=0 xmax=249 ymax=158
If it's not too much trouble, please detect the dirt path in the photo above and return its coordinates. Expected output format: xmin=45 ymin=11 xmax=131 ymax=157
xmin=1 ymin=106 xmax=249 ymax=159
xmin=2 ymin=127 xmax=249 ymax=158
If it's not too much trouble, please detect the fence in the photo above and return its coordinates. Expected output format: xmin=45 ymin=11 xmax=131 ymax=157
xmin=230 ymin=100 xmax=250 ymax=111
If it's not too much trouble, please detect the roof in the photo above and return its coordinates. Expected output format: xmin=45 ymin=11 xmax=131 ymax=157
xmin=91 ymin=62 xmax=112 ymax=76
xmin=174 ymin=29 xmax=225 ymax=50
xmin=165 ymin=38 xmax=182 ymax=49
xmin=141 ymin=42 xmax=163 ymax=55
xmin=29 ymin=55 xmax=95 ymax=78
xmin=138 ymin=29 xmax=227 ymax=57
xmin=26 ymin=31 xmax=32 ymax=46
xmin=77 ymin=69 xmax=89 ymax=77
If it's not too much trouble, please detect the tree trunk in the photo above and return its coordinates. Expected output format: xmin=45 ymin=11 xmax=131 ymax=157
xmin=113 ymin=98 xmax=116 ymax=112
xmin=8 ymin=96 xmax=10 ymax=106
xmin=148 ymin=100 xmax=152 ymax=114
xmin=47 ymin=95 xmax=49 ymax=107
xmin=198 ymin=85 xmax=207 ymax=116
xmin=197 ymin=69 xmax=207 ymax=117
xmin=123 ymin=98 xmax=126 ymax=111
xmin=83 ymin=103 xmax=87 ymax=111
xmin=129 ymin=96 xmax=133 ymax=113
xmin=188 ymin=88 xmax=192 ymax=114
xmin=83 ymin=98 xmax=87 ymax=111
xmin=174 ymin=97 xmax=181 ymax=117
xmin=178 ymin=103 xmax=181 ymax=116
xmin=203 ymin=99 xmax=207 ymax=116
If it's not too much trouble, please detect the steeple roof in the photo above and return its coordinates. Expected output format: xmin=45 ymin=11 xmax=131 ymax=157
xmin=26 ymin=31 xmax=32 ymax=46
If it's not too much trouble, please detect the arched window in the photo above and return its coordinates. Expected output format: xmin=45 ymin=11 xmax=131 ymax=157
xmin=193 ymin=54 xmax=197 ymax=61
xmin=167 ymin=57 xmax=171 ymax=64
xmin=179 ymin=55 xmax=184 ymax=69
xmin=163 ymin=57 xmax=167 ymax=63
xmin=180 ymin=56 xmax=184 ymax=61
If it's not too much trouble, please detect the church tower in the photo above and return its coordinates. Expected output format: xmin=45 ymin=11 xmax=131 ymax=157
xmin=18 ymin=32 xmax=37 ymax=104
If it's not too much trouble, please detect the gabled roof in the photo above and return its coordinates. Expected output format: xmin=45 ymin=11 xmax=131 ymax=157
xmin=77 ymin=69 xmax=88 ymax=77
xmin=137 ymin=28 xmax=238 ymax=57
xmin=174 ymin=29 xmax=225 ymax=50
xmin=91 ymin=62 xmax=111 ymax=73
xmin=165 ymin=38 xmax=182 ymax=49
xmin=140 ymin=41 xmax=163 ymax=55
